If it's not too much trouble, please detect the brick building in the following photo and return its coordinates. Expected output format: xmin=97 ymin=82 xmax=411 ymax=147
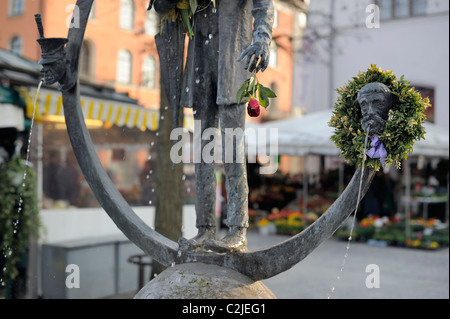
xmin=1 ymin=0 xmax=303 ymax=119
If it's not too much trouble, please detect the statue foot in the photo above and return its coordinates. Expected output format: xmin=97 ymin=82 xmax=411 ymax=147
xmin=178 ymin=226 xmax=216 ymax=251
xmin=205 ymin=227 xmax=247 ymax=253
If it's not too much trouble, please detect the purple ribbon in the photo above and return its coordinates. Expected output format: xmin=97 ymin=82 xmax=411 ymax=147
xmin=366 ymin=135 xmax=387 ymax=168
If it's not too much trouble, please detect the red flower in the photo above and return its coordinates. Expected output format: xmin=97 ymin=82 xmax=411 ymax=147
xmin=247 ymin=99 xmax=260 ymax=117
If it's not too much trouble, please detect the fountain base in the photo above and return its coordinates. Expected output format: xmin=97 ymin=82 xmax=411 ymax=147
xmin=134 ymin=262 xmax=276 ymax=299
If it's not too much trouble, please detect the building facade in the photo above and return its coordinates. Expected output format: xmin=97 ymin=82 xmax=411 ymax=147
xmin=0 ymin=0 xmax=301 ymax=119
xmin=294 ymin=0 xmax=449 ymax=130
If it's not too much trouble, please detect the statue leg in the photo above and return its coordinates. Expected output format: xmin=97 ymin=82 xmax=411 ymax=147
xmin=205 ymin=103 xmax=249 ymax=253
xmin=178 ymin=100 xmax=219 ymax=251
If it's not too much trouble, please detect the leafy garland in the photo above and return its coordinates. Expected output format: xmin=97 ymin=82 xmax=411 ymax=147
xmin=329 ymin=65 xmax=430 ymax=171
xmin=0 ymin=156 xmax=40 ymax=287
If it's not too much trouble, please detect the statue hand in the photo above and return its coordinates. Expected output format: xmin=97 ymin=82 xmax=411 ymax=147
xmin=237 ymin=40 xmax=270 ymax=73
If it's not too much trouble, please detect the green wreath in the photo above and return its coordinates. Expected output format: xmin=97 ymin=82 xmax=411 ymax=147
xmin=329 ymin=64 xmax=430 ymax=171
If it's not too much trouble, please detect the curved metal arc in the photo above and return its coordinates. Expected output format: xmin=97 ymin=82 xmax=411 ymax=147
xmin=62 ymin=0 xmax=377 ymax=281
xmin=177 ymin=166 xmax=375 ymax=281
xmin=63 ymin=86 xmax=178 ymax=266
xmin=61 ymin=0 xmax=178 ymax=267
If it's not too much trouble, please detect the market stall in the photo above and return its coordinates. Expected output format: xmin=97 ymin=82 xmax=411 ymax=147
xmin=246 ymin=110 xmax=449 ymax=236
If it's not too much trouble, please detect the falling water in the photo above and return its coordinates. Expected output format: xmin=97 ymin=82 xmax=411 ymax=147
xmin=1 ymin=80 xmax=43 ymax=287
xmin=327 ymin=127 xmax=370 ymax=299
xmin=26 ymin=80 xmax=43 ymax=165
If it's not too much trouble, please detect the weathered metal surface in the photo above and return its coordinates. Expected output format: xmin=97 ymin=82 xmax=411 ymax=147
xmin=38 ymin=0 xmax=377 ymax=283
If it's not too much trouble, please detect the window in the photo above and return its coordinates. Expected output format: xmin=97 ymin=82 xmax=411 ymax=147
xmin=378 ymin=0 xmax=427 ymax=20
xmin=269 ymin=42 xmax=278 ymax=68
xmin=40 ymin=123 xmax=158 ymax=209
xmin=379 ymin=0 xmax=393 ymax=20
xmin=145 ymin=10 xmax=158 ymax=36
xmin=142 ymin=56 xmax=156 ymax=88
xmin=9 ymin=36 xmax=22 ymax=56
xmin=80 ymin=40 xmax=95 ymax=77
xmin=8 ymin=0 xmax=24 ymax=16
xmin=412 ymin=0 xmax=427 ymax=16
xmin=117 ymin=50 xmax=132 ymax=84
xmin=394 ymin=0 xmax=410 ymax=18
xmin=119 ymin=0 xmax=135 ymax=30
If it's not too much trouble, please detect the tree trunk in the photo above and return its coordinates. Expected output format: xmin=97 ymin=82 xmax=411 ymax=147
xmin=152 ymin=82 xmax=184 ymax=277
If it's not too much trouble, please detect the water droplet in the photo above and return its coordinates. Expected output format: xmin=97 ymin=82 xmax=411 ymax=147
xmin=195 ymin=67 xmax=199 ymax=72
xmin=195 ymin=78 xmax=200 ymax=84
xmin=151 ymin=188 xmax=155 ymax=193
xmin=146 ymin=175 xmax=150 ymax=179
xmin=161 ymin=115 xmax=165 ymax=120
xmin=148 ymin=200 xmax=152 ymax=204
xmin=164 ymin=106 xmax=168 ymax=110
xmin=156 ymin=132 xmax=159 ymax=136
xmin=208 ymin=34 xmax=213 ymax=39
xmin=205 ymin=40 xmax=209 ymax=45
xmin=212 ymin=8 xmax=217 ymax=13
xmin=171 ymin=262 xmax=175 ymax=267
xmin=187 ymin=187 xmax=191 ymax=192
xmin=177 ymin=250 xmax=182 ymax=257
xmin=151 ymin=141 xmax=155 ymax=146
xmin=182 ymin=175 xmax=186 ymax=181
xmin=149 ymin=170 xmax=153 ymax=174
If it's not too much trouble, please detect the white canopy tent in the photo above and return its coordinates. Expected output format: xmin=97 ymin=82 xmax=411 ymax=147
xmin=245 ymin=110 xmax=449 ymax=221
xmin=246 ymin=109 xmax=449 ymax=158
xmin=245 ymin=110 xmax=340 ymax=157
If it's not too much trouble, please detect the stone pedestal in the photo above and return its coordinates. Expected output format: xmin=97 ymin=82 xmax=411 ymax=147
xmin=134 ymin=262 xmax=276 ymax=299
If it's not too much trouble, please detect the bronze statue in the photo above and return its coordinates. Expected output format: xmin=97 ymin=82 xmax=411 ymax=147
xmin=153 ymin=0 xmax=275 ymax=253
xmin=34 ymin=1 xmax=381 ymax=296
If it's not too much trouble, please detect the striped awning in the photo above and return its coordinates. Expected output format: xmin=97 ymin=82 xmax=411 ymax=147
xmin=20 ymin=86 xmax=160 ymax=131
